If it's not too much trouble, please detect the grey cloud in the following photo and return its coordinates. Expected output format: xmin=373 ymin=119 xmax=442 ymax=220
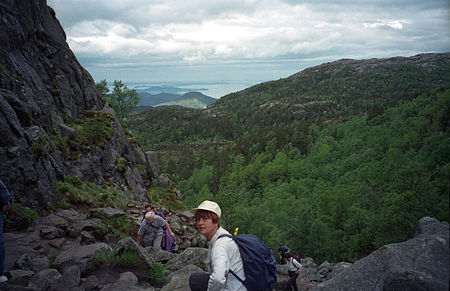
xmin=48 ymin=0 xmax=262 ymax=28
xmin=48 ymin=0 xmax=449 ymax=85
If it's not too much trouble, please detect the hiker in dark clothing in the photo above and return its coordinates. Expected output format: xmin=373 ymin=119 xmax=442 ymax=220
xmin=0 ymin=179 xmax=12 ymax=283
xmin=278 ymin=243 xmax=291 ymax=264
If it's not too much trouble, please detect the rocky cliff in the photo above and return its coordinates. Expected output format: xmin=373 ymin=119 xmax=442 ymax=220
xmin=0 ymin=0 xmax=163 ymax=208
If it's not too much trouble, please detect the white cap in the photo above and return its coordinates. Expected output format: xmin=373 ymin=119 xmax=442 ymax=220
xmin=192 ymin=200 xmax=222 ymax=218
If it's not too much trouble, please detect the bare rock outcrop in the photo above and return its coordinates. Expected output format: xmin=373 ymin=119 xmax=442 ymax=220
xmin=311 ymin=217 xmax=449 ymax=291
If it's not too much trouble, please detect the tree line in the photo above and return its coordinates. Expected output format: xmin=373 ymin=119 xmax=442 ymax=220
xmin=177 ymin=89 xmax=449 ymax=262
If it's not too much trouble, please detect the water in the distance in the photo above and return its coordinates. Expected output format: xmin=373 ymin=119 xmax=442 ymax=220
xmin=125 ymin=81 xmax=256 ymax=99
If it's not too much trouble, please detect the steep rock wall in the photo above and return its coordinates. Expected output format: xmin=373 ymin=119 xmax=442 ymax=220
xmin=0 ymin=0 xmax=156 ymax=207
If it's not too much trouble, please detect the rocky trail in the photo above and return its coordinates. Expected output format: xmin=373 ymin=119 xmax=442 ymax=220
xmin=0 ymin=204 xmax=448 ymax=290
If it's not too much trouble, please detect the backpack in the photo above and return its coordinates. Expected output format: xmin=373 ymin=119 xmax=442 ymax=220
xmin=218 ymin=233 xmax=277 ymax=291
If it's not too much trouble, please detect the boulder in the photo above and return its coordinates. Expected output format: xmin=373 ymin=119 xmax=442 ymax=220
xmin=331 ymin=262 xmax=352 ymax=278
xmin=179 ymin=211 xmax=195 ymax=220
xmin=80 ymin=231 xmax=96 ymax=244
xmin=39 ymin=226 xmax=65 ymax=239
xmin=276 ymin=264 xmax=289 ymax=276
xmin=29 ymin=257 xmax=50 ymax=273
xmin=301 ymin=257 xmax=318 ymax=268
xmin=311 ymin=217 xmax=449 ymax=291
xmin=161 ymin=265 xmax=204 ymax=291
xmin=12 ymin=254 xmax=32 ymax=271
xmin=55 ymin=209 xmax=82 ymax=219
xmin=145 ymin=151 xmax=160 ymax=177
xmin=99 ymin=281 xmax=152 ymax=291
xmin=170 ymin=221 xmax=182 ymax=233
xmin=90 ymin=207 xmax=126 ymax=219
xmin=34 ymin=214 xmax=69 ymax=230
xmin=142 ymin=246 xmax=177 ymax=263
xmin=118 ymin=271 xmax=139 ymax=283
xmin=49 ymin=265 xmax=81 ymax=291
xmin=116 ymin=237 xmax=157 ymax=268
xmin=155 ymin=173 xmax=173 ymax=188
xmin=317 ymin=261 xmax=333 ymax=281
xmin=80 ymin=275 xmax=100 ymax=290
xmin=52 ymin=243 xmax=112 ymax=273
xmin=6 ymin=269 xmax=34 ymax=286
xmin=167 ymin=247 xmax=208 ymax=271
xmin=27 ymin=269 xmax=61 ymax=290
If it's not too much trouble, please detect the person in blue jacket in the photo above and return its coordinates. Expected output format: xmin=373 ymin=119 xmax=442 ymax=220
xmin=0 ymin=179 xmax=12 ymax=283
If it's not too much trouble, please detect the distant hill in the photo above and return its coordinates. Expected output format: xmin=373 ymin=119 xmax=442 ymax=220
xmin=131 ymin=105 xmax=154 ymax=114
xmin=129 ymin=53 xmax=450 ymax=147
xmin=138 ymin=92 xmax=180 ymax=106
xmin=155 ymin=92 xmax=216 ymax=109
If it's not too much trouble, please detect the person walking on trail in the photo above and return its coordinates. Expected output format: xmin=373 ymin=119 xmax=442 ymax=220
xmin=189 ymin=200 xmax=247 ymax=291
xmin=141 ymin=204 xmax=164 ymax=222
xmin=293 ymin=252 xmax=301 ymax=262
xmin=269 ymin=247 xmax=275 ymax=258
xmin=137 ymin=211 xmax=175 ymax=249
xmin=278 ymin=243 xmax=291 ymax=264
xmin=286 ymin=252 xmax=302 ymax=291
xmin=0 ymin=179 xmax=12 ymax=283
xmin=140 ymin=204 xmax=175 ymax=252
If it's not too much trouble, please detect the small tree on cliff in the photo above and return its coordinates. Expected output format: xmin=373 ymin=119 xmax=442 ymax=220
xmin=96 ymin=79 xmax=140 ymax=120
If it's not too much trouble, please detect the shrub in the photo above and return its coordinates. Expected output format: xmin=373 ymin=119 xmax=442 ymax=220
xmin=31 ymin=142 xmax=46 ymax=158
xmin=67 ymin=110 xmax=114 ymax=148
xmin=148 ymin=185 xmax=184 ymax=211
xmin=102 ymin=216 xmax=139 ymax=238
xmin=6 ymin=204 xmax=39 ymax=229
xmin=116 ymin=157 xmax=127 ymax=173
xmin=93 ymin=249 xmax=116 ymax=266
xmin=116 ymin=249 xmax=144 ymax=268
xmin=93 ymin=248 xmax=145 ymax=268
xmin=148 ymin=262 xmax=169 ymax=288
xmin=48 ymin=251 xmax=61 ymax=267
xmin=53 ymin=175 xmax=128 ymax=209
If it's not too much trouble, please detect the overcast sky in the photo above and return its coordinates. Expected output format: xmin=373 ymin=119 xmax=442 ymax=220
xmin=47 ymin=0 xmax=449 ymax=92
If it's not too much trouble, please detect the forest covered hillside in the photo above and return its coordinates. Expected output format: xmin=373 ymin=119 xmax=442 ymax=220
xmin=156 ymin=92 xmax=216 ymax=109
xmin=126 ymin=53 xmax=450 ymax=262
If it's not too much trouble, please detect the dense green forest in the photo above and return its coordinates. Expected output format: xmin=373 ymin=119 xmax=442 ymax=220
xmin=125 ymin=54 xmax=450 ymax=263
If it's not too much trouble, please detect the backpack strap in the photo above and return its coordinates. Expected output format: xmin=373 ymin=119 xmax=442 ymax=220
xmin=217 ymin=234 xmax=245 ymax=285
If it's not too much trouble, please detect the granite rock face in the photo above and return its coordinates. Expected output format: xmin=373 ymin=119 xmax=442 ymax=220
xmin=0 ymin=0 xmax=164 ymax=207
xmin=311 ymin=217 xmax=450 ymax=291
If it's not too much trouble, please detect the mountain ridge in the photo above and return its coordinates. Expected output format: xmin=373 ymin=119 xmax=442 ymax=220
xmin=156 ymin=91 xmax=216 ymax=108
xmin=128 ymin=52 xmax=450 ymax=151
xmin=207 ymin=52 xmax=450 ymax=119
xmin=138 ymin=91 xmax=215 ymax=109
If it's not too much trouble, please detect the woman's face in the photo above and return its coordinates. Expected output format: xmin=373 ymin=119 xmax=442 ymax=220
xmin=196 ymin=215 xmax=218 ymax=240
